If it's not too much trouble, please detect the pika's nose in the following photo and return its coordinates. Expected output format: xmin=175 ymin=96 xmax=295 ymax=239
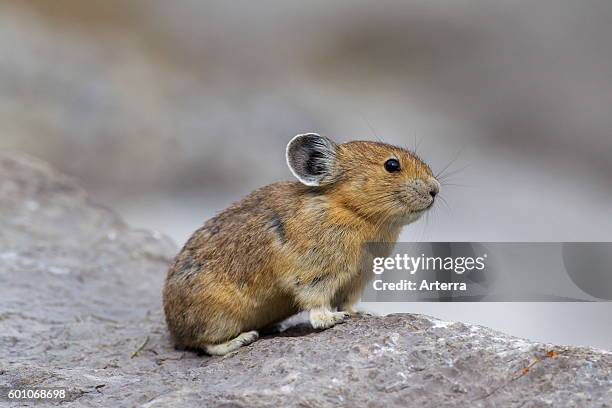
xmin=428 ymin=179 xmax=440 ymax=199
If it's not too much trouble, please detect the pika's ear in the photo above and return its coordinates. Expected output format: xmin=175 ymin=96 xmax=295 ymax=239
xmin=286 ymin=133 xmax=338 ymax=186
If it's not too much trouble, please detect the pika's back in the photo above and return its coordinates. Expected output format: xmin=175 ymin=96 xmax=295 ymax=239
xmin=168 ymin=181 xmax=305 ymax=281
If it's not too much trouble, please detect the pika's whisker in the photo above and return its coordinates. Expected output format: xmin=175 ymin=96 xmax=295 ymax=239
xmin=437 ymin=162 xmax=473 ymax=182
xmin=437 ymin=195 xmax=452 ymax=214
xmin=435 ymin=144 xmax=470 ymax=180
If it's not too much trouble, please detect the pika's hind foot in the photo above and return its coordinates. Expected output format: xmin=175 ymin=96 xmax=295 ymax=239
xmin=204 ymin=330 xmax=259 ymax=356
xmin=309 ymin=308 xmax=349 ymax=329
xmin=267 ymin=312 xmax=309 ymax=333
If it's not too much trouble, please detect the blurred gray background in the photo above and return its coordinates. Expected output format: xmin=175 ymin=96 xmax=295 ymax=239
xmin=1 ymin=1 xmax=611 ymax=348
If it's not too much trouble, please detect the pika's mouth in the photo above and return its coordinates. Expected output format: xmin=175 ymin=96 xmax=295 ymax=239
xmin=413 ymin=203 xmax=433 ymax=214
xmin=402 ymin=193 xmax=435 ymax=211
xmin=404 ymin=177 xmax=439 ymax=213
xmin=398 ymin=195 xmax=434 ymax=214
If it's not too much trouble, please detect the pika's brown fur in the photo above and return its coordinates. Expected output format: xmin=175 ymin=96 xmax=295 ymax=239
xmin=163 ymin=134 xmax=439 ymax=355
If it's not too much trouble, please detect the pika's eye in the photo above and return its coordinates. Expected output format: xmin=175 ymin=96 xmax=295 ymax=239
xmin=384 ymin=158 xmax=401 ymax=173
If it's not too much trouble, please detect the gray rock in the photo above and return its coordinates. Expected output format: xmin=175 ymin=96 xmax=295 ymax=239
xmin=1 ymin=152 xmax=610 ymax=407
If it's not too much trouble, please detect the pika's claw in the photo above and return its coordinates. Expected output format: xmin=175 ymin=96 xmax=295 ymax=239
xmin=341 ymin=308 xmax=373 ymax=316
xmin=309 ymin=308 xmax=349 ymax=329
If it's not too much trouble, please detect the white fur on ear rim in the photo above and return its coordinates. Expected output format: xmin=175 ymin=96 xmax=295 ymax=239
xmin=286 ymin=133 xmax=337 ymax=186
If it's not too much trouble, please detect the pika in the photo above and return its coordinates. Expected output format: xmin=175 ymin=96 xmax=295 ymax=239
xmin=163 ymin=133 xmax=439 ymax=355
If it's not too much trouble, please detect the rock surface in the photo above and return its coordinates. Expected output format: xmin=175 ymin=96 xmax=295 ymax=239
xmin=1 ymin=152 xmax=611 ymax=407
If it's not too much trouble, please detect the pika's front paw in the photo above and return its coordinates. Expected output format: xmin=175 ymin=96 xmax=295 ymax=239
xmin=340 ymin=307 xmax=372 ymax=316
xmin=309 ymin=308 xmax=349 ymax=329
